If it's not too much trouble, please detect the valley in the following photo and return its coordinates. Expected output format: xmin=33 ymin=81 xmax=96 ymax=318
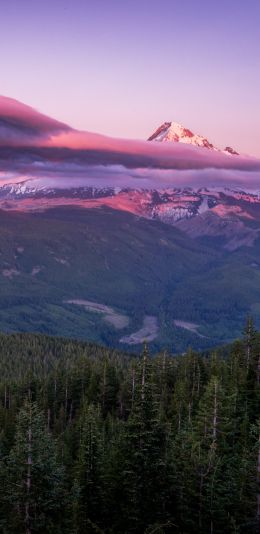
xmin=0 ymin=205 xmax=259 ymax=352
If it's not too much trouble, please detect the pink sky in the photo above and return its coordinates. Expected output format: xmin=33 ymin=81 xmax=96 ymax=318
xmin=0 ymin=1 xmax=259 ymax=156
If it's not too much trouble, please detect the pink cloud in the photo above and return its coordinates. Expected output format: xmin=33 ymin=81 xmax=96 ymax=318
xmin=46 ymin=130 xmax=260 ymax=173
xmin=0 ymin=95 xmax=70 ymax=146
xmin=0 ymin=96 xmax=260 ymax=192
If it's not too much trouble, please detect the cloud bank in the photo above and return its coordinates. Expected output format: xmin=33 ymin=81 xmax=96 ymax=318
xmin=0 ymin=96 xmax=260 ymax=191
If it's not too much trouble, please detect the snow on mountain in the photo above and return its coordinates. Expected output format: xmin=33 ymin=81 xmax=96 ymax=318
xmin=0 ymin=180 xmax=259 ymax=220
xmin=0 ymin=178 xmax=259 ymax=250
xmin=0 ymin=180 xmax=121 ymax=200
xmin=148 ymin=121 xmax=239 ymax=155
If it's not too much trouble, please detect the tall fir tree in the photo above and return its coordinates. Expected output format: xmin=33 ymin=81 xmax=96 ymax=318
xmin=1 ymin=399 xmax=66 ymax=533
xmin=118 ymin=343 xmax=172 ymax=533
xmin=72 ymin=403 xmax=105 ymax=533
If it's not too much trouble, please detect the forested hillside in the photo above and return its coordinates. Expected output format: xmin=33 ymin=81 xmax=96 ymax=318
xmin=0 ymin=323 xmax=259 ymax=533
xmin=1 ymin=207 xmax=260 ymax=352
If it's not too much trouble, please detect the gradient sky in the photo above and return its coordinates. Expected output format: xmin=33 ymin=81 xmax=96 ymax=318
xmin=0 ymin=0 xmax=260 ymax=156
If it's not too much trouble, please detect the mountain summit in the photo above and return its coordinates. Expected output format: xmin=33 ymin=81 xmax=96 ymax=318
xmin=148 ymin=121 xmax=239 ymax=155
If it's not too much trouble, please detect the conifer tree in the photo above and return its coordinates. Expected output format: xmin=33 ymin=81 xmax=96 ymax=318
xmin=119 ymin=343 xmax=171 ymax=533
xmin=2 ymin=399 xmax=66 ymax=533
xmin=73 ymin=403 xmax=104 ymax=533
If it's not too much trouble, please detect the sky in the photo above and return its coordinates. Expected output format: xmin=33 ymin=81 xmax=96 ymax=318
xmin=0 ymin=0 xmax=260 ymax=156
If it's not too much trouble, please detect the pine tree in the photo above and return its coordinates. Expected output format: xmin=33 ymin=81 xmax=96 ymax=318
xmin=1 ymin=399 xmax=66 ymax=533
xmin=73 ymin=403 xmax=104 ymax=533
xmin=244 ymin=317 xmax=257 ymax=373
xmin=119 ymin=343 xmax=171 ymax=533
xmin=192 ymin=376 xmax=229 ymax=532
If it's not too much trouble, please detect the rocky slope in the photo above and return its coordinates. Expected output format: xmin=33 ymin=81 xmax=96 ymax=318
xmin=0 ymin=181 xmax=259 ymax=251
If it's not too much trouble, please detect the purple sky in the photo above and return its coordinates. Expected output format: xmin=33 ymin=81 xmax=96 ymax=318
xmin=0 ymin=0 xmax=260 ymax=155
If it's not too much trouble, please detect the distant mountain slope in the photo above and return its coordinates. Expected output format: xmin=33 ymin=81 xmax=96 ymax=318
xmin=0 ymin=206 xmax=259 ymax=352
xmin=0 ymin=183 xmax=259 ymax=252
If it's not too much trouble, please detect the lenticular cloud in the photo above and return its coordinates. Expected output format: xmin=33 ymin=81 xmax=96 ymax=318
xmin=0 ymin=95 xmax=260 ymax=191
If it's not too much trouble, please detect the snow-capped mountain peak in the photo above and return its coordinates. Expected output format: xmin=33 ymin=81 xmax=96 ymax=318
xmin=148 ymin=121 xmax=239 ymax=155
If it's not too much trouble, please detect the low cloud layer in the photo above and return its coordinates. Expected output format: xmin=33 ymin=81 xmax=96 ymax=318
xmin=0 ymin=96 xmax=70 ymax=145
xmin=0 ymin=96 xmax=260 ymax=192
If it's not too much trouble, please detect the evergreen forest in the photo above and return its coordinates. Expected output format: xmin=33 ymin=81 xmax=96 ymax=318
xmin=0 ymin=321 xmax=259 ymax=533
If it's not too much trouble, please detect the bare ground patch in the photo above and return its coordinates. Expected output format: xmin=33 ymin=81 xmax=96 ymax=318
xmin=31 ymin=266 xmax=43 ymax=276
xmin=2 ymin=268 xmax=20 ymax=279
xmin=64 ymin=299 xmax=129 ymax=330
xmin=55 ymin=257 xmax=70 ymax=266
xmin=174 ymin=320 xmax=206 ymax=338
xmin=120 ymin=316 xmax=158 ymax=345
